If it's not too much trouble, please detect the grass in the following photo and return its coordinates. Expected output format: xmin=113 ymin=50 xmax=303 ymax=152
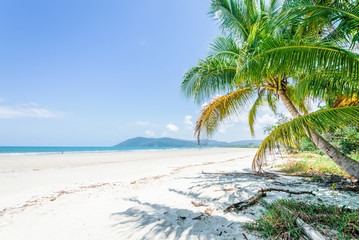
xmin=245 ymin=199 xmax=359 ymax=240
xmin=275 ymin=153 xmax=354 ymax=178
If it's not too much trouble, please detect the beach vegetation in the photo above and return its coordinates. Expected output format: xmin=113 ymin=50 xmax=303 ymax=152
xmin=245 ymin=199 xmax=359 ymax=239
xmin=181 ymin=0 xmax=359 ymax=179
xmin=276 ymin=153 xmax=353 ymax=177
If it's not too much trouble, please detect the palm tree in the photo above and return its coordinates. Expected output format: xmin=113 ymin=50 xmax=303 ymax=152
xmin=181 ymin=0 xmax=359 ymax=179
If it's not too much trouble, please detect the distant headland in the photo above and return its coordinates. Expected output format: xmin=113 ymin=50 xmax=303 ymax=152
xmin=114 ymin=137 xmax=262 ymax=148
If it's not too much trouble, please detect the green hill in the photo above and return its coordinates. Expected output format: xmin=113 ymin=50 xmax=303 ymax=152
xmin=114 ymin=137 xmax=261 ymax=148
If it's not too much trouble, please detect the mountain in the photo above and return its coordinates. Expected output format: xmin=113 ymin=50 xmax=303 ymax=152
xmin=227 ymin=140 xmax=262 ymax=146
xmin=114 ymin=137 xmax=197 ymax=148
xmin=114 ymin=137 xmax=261 ymax=148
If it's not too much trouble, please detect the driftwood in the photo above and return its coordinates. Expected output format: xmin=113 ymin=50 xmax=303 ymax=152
xmin=214 ymin=187 xmax=241 ymax=192
xmin=191 ymin=200 xmax=208 ymax=207
xmin=202 ymin=171 xmax=277 ymax=177
xmin=224 ymin=191 xmax=266 ymax=213
xmin=202 ymin=171 xmax=329 ymax=179
xmin=224 ymin=188 xmax=314 ymax=213
xmin=261 ymin=188 xmax=314 ymax=196
xmin=295 ymin=218 xmax=327 ymax=240
xmin=280 ymin=206 xmax=327 ymax=240
xmin=242 ymin=233 xmax=249 ymax=240
xmin=336 ymin=185 xmax=359 ymax=192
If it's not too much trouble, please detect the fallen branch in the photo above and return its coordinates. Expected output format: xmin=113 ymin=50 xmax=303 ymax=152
xmin=202 ymin=171 xmax=279 ymax=179
xmin=224 ymin=192 xmax=266 ymax=213
xmin=336 ymin=185 xmax=359 ymax=192
xmin=295 ymin=218 xmax=327 ymax=240
xmin=191 ymin=200 xmax=208 ymax=207
xmin=281 ymin=206 xmax=327 ymax=240
xmin=214 ymin=187 xmax=241 ymax=192
xmin=261 ymin=188 xmax=315 ymax=196
xmin=201 ymin=171 xmax=317 ymax=179
xmin=242 ymin=233 xmax=249 ymax=240
xmin=224 ymin=188 xmax=314 ymax=213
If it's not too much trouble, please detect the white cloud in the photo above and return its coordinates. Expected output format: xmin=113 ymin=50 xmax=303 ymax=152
xmin=134 ymin=121 xmax=150 ymax=126
xmin=0 ymin=104 xmax=64 ymax=119
xmin=201 ymin=102 xmax=208 ymax=108
xmin=218 ymin=123 xmax=235 ymax=134
xmin=218 ymin=125 xmax=226 ymax=134
xmin=184 ymin=115 xmax=194 ymax=130
xmin=256 ymin=113 xmax=278 ymax=125
xmin=228 ymin=114 xmax=246 ymax=123
xmin=166 ymin=123 xmax=179 ymax=132
xmin=145 ymin=130 xmax=155 ymax=137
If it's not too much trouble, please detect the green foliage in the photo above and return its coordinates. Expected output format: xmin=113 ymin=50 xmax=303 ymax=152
xmin=278 ymin=154 xmax=351 ymax=177
xmin=326 ymin=126 xmax=359 ymax=155
xmin=181 ymin=0 xmax=359 ymax=173
xmin=299 ymin=137 xmax=317 ymax=152
xmin=263 ymin=113 xmax=291 ymax=135
xmin=254 ymin=106 xmax=359 ymax=169
xmin=245 ymin=199 xmax=359 ymax=239
xmin=265 ymin=116 xmax=359 ymax=155
xmin=281 ymin=0 xmax=359 ymax=47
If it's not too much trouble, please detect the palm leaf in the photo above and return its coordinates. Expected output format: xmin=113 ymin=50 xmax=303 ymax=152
xmin=333 ymin=94 xmax=359 ymax=107
xmin=279 ymin=0 xmax=359 ymax=46
xmin=181 ymin=57 xmax=238 ymax=104
xmin=195 ymin=87 xmax=255 ymax=142
xmin=209 ymin=36 xmax=243 ymax=59
xmin=295 ymin=71 xmax=359 ymax=105
xmin=252 ymin=106 xmax=359 ymax=171
xmin=210 ymin=0 xmax=251 ymax=42
xmin=238 ymin=36 xmax=359 ymax=82
xmin=248 ymin=89 xmax=266 ymax=136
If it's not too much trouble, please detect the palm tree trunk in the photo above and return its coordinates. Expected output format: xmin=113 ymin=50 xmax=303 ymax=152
xmin=278 ymin=89 xmax=359 ymax=179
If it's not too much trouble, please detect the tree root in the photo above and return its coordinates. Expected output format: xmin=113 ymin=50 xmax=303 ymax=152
xmin=223 ymin=188 xmax=314 ymax=213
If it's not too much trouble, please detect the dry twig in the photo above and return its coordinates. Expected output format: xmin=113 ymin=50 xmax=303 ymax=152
xmin=224 ymin=188 xmax=314 ymax=213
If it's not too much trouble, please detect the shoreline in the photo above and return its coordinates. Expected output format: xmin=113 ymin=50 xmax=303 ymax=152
xmin=0 ymin=146 xmax=202 ymax=157
xmin=1 ymin=148 xmax=357 ymax=239
xmin=0 ymin=148 xmax=256 ymax=212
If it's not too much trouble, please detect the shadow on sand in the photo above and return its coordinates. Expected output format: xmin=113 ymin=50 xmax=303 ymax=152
xmin=110 ymin=198 xmax=251 ymax=240
xmin=109 ymin=170 xmax=271 ymax=239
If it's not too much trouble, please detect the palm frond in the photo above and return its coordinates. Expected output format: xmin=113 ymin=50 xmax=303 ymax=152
xmin=333 ymin=94 xmax=359 ymax=107
xmin=252 ymin=106 xmax=359 ymax=171
xmin=295 ymin=71 xmax=359 ymax=105
xmin=209 ymin=36 xmax=243 ymax=59
xmin=181 ymin=57 xmax=238 ymax=104
xmin=248 ymin=89 xmax=266 ymax=136
xmin=195 ymin=87 xmax=255 ymax=142
xmin=279 ymin=0 xmax=359 ymax=46
xmin=210 ymin=0 xmax=251 ymax=42
xmin=238 ymin=36 xmax=359 ymax=82
xmin=267 ymin=91 xmax=278 ymax=114
xmin=287 ymin=85 xmax=309 ymax=115
xmin=267 ymin=0 xmax=284 ymax=19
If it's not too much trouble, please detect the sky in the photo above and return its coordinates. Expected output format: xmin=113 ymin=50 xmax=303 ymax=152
xmin=0 ymin=0 xmax=285 ymax=146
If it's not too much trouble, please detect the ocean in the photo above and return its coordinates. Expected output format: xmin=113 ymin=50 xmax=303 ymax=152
xmin=0 ymin=146 xmax=196 ymax=156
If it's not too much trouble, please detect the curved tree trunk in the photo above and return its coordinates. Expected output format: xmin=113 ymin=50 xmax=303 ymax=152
xmin=278 ymin=89 xmax=359 ymax=179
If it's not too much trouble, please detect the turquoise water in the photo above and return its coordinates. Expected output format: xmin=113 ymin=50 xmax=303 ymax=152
xmin=0 ymin=146 xmax=195 ymax=155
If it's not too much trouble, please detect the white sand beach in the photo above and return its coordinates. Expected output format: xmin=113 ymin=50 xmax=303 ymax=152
xmin=0 ymin=148 xmax=358 ymax=240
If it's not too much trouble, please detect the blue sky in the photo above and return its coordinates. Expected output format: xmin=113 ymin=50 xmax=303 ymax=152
xmin=0 ymin=0 xmax=280 ymax=146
